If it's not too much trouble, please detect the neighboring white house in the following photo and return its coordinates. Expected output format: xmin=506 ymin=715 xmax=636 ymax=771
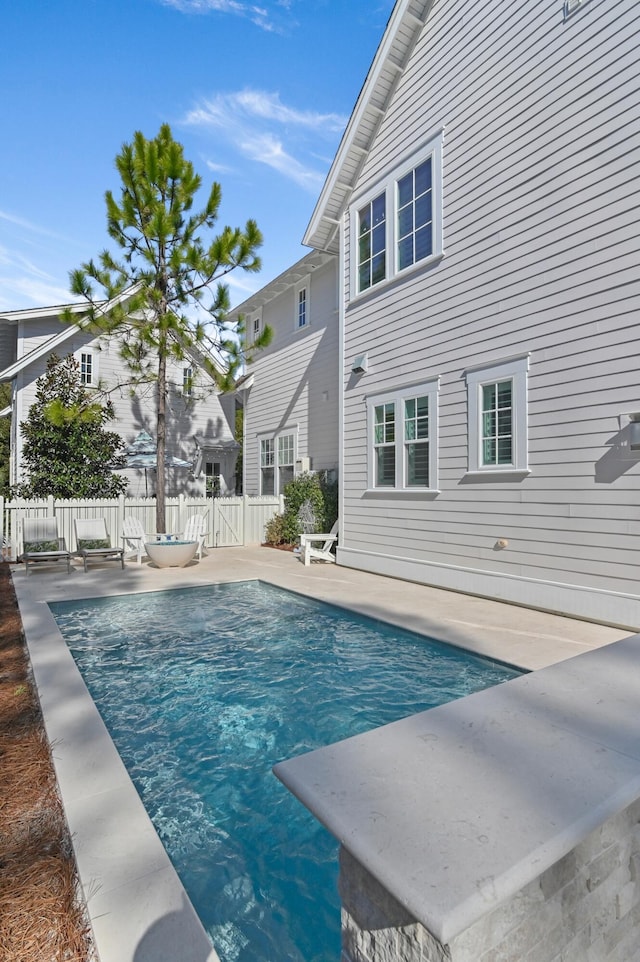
xmin=0 ymin=300 xmax=240 ymax=498
xmin=287 ymin=0 xmax=639 ymax=627
xmin=228 ymin=250 xmax=339 ymax=497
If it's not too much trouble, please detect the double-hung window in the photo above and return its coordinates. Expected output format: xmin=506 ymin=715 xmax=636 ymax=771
xmin=183 ymin=366 xmax=193 ymax=396
xmin=465 ymin=355 xmax=530 ymax=475
xmin=353 ymin=130 xmax=443 ymax=297
xmin=278 ymin=434 xmax=295 ymax=490
xmin=260 ymin=432 xmax=296 ymax=495
xmin=368 ymin=380 xmax=439 ymax=491
xmin=260 ymin=439 xmax=275 ymax=495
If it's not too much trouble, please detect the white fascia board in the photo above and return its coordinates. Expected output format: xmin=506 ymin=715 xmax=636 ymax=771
xmin=303 ymin=0 xmax=432 ymax=252
xmin=0 ymin=286 xmax=137 ymax=383
xmin=227 ymin=250 xmax=333 ymax=320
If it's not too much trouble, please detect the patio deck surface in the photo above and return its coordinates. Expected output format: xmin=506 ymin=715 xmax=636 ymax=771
xmin=10 ymin=546 xmax=632 ymax=962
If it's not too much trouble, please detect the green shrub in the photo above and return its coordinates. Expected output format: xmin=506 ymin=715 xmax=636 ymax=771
xmin=282 ymin=472 xmax=325 ymax=543
xmin=264 ymin=513 xmax=287 ymax=545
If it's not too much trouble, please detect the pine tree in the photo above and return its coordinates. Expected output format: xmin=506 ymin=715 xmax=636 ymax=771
xmin=12 ymin=354 xmax=127 ymax=499
xmin=62 ymin=123 xmax=270 ymax=532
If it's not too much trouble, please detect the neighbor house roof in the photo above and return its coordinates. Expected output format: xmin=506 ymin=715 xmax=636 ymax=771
xmin=0 ymin=288 xmax=135 ymax=383
xmin=227 ymin=250 xmax=333 ymax=321
xmin=303 ymin=0 xmax=432 ymax=253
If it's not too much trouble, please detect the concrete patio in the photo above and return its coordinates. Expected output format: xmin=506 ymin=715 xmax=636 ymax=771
xmin=10 ymin=546 xmax=633 ymax=962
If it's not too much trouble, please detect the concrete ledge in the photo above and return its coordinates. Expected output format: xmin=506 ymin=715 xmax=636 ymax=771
xmin=274 ymin=633 xmax=640 ymax=943
xmin=14 ymin=582 xmax=219 ymax=962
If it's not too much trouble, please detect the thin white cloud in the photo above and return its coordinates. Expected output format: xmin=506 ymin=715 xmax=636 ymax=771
xmin=182 ymin=88 xmax=346 ymax=193
xmin=239 ymin=133 xmax=324 ymax=191
xmin=185 ymin=89 xmax=346 ymax=136
xmin=159 ymin=0 xmax=278 ymax=32
xmin=0 ymin=209 xmax=72 ymax=244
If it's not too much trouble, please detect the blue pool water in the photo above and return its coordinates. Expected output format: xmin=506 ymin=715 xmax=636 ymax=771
xmin=49 ymin=581 xmax=520 ymax=962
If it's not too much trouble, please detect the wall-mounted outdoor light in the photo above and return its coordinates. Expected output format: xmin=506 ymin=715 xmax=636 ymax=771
xmin=352 ymin=353 xmax=368 ymax=375
xmin=629 ymin=414 xmax=640 ymax=450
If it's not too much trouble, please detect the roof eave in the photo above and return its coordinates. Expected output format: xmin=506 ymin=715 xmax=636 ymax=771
xmin=303 ymin=0 xmax=432 ymax=253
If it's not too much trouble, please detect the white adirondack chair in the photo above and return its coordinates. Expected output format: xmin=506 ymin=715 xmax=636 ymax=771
xmin=182 ymin=514 xmax=207 ymax=560
xmin=300 ymin=520 xmax=339 ymax=566
xmin=122 ymin=516 xmax=147 ymax=564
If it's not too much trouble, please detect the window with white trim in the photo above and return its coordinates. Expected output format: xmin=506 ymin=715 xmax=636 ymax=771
xmin=296 ymin=286 xmax=308 ymax=329
xmin=183 ymin=366 xmax=193 ymax=396
xmin=367 ymin=380 xmax=439 ymax=491
xmin=80 ymin=351 xmax=93 ymax=386
xmin=278 ymin=433 xmax=294 ymax=490
xmin=353 ymin=130 xmax=443 ymax=297
xmin=205 ymin=461 xmax=221 ymax=497
xmin=259 ymin=432 xmax=296 ymax=495
xmin=260 ymin=438 xmax=275 ymax=495
xmin=251 ymin=313 xmax=262 ymax=345
xmin=465 ymin=355 xmax=529 ymax=475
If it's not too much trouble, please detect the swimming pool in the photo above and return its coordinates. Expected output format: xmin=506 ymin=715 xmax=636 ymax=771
xmin=49 ymin=580 xmax=521 ymax=962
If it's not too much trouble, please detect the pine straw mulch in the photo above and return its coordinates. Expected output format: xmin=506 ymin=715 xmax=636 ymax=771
xmin=0 ymin=564 xmax=94 ymax=962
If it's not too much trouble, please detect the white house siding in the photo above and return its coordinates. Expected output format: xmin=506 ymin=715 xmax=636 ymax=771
xmin=339 ymin=0 xmax=640 ymax=626
xmin=5 ymin=314 xmax=239 ymax=497
xmin=240 ymin=255 xmax=339 ymax=497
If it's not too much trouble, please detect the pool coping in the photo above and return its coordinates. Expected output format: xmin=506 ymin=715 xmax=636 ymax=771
xmin=9 ymin=546 xmax=632 ymax=961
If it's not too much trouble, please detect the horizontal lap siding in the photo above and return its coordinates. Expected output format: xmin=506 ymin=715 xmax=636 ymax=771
xmin=341 ymin=0 xmax=640 ymax=617
xmin=244 ymin=260 xmax=338 ymax=495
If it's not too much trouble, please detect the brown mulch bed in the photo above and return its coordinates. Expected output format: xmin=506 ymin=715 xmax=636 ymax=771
xmin=0 ymin=564 xmax=94 ymax=962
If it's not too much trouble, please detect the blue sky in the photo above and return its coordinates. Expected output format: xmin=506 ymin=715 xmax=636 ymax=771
xmin=0 ymin=0 xmax=395 ymax=313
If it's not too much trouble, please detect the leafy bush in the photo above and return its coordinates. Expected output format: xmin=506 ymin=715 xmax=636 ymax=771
xmin=264 ymin=513 xmax=287 ymax=545
xmin=281 ymin=472 xmax=325 ymax=544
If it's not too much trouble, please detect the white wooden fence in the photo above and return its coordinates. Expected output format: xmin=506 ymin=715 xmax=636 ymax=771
xmin=0 ymin=494 xmax=284 ymax=561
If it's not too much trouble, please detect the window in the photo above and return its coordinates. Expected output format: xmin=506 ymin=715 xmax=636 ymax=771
xmin=183 ymin=366 xmax=193 ymax=396
xmin=278 ymin=434 xmax=294 ymax=490
xmin=465 ymin=355 xmax=530 ymax=475
xmin=352 ymin=130 xmax=443 ymax=297
xmin=80 ymin=351 xmax=93 ymax=386
xmin=205 ymin=461 xmax=221 ymax=498
xmin=358 ymin=193 xmax=386 ymax=293
xmin=397 ymin=159 xmax=433 ymax=272
xmin=252 ymin=316 xmax=261 ymax=342
xmin=367 ymin=380 xmax=439 ymax=491
xmin=259 ymin=432 xmax=296 ymax=495
xmin=260 ymin=439 xmax=275 ymax=495
xmin=297 ymin=286 xmax=307 ymax=329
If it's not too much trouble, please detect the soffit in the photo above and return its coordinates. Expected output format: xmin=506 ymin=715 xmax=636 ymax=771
xmin=303 ymin=0 xmax=432 ymax=254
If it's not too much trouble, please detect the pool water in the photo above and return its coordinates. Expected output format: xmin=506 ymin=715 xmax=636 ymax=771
xmin=49 ymin=581 xmax=520 ymax=962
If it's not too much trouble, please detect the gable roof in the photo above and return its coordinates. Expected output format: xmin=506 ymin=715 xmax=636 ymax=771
xmin=303 ymin=0 xmax=432 ymax=253
xmin=0 ymin=286 xmax=227 ymax=386
xmin=0 ymin=289 xmax=133 ymax=384
xmin=227 ymin=250 xmax=333 ymax=320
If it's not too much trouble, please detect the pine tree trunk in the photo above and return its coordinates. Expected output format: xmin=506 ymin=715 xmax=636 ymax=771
xmin=156 ymin=340 xmax=167 ymax=534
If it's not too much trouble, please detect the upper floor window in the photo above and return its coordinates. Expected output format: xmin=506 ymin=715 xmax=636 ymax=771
xmin=358 ymin=193 xmax=386 ymax=293
xmin=367 ymin=379 xmax=439 ymax=491
xmin=297 ymin=286 xmax=307 ymax=329
xmin=352 ymin=130 xmax=443 ymax=297
xmin=183 ymin=366 xmax=193 ymax=396
xmin=465 ymin=355 xmax=530 ymax=476
xmin=252 ymin=316 xmax=261 ymax=342
xmin=80 ymin=351 xmax=93 ymax=386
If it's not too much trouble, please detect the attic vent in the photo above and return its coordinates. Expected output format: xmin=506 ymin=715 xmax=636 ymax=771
xmin=564 ymin=0 xmax=589 ymax=18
